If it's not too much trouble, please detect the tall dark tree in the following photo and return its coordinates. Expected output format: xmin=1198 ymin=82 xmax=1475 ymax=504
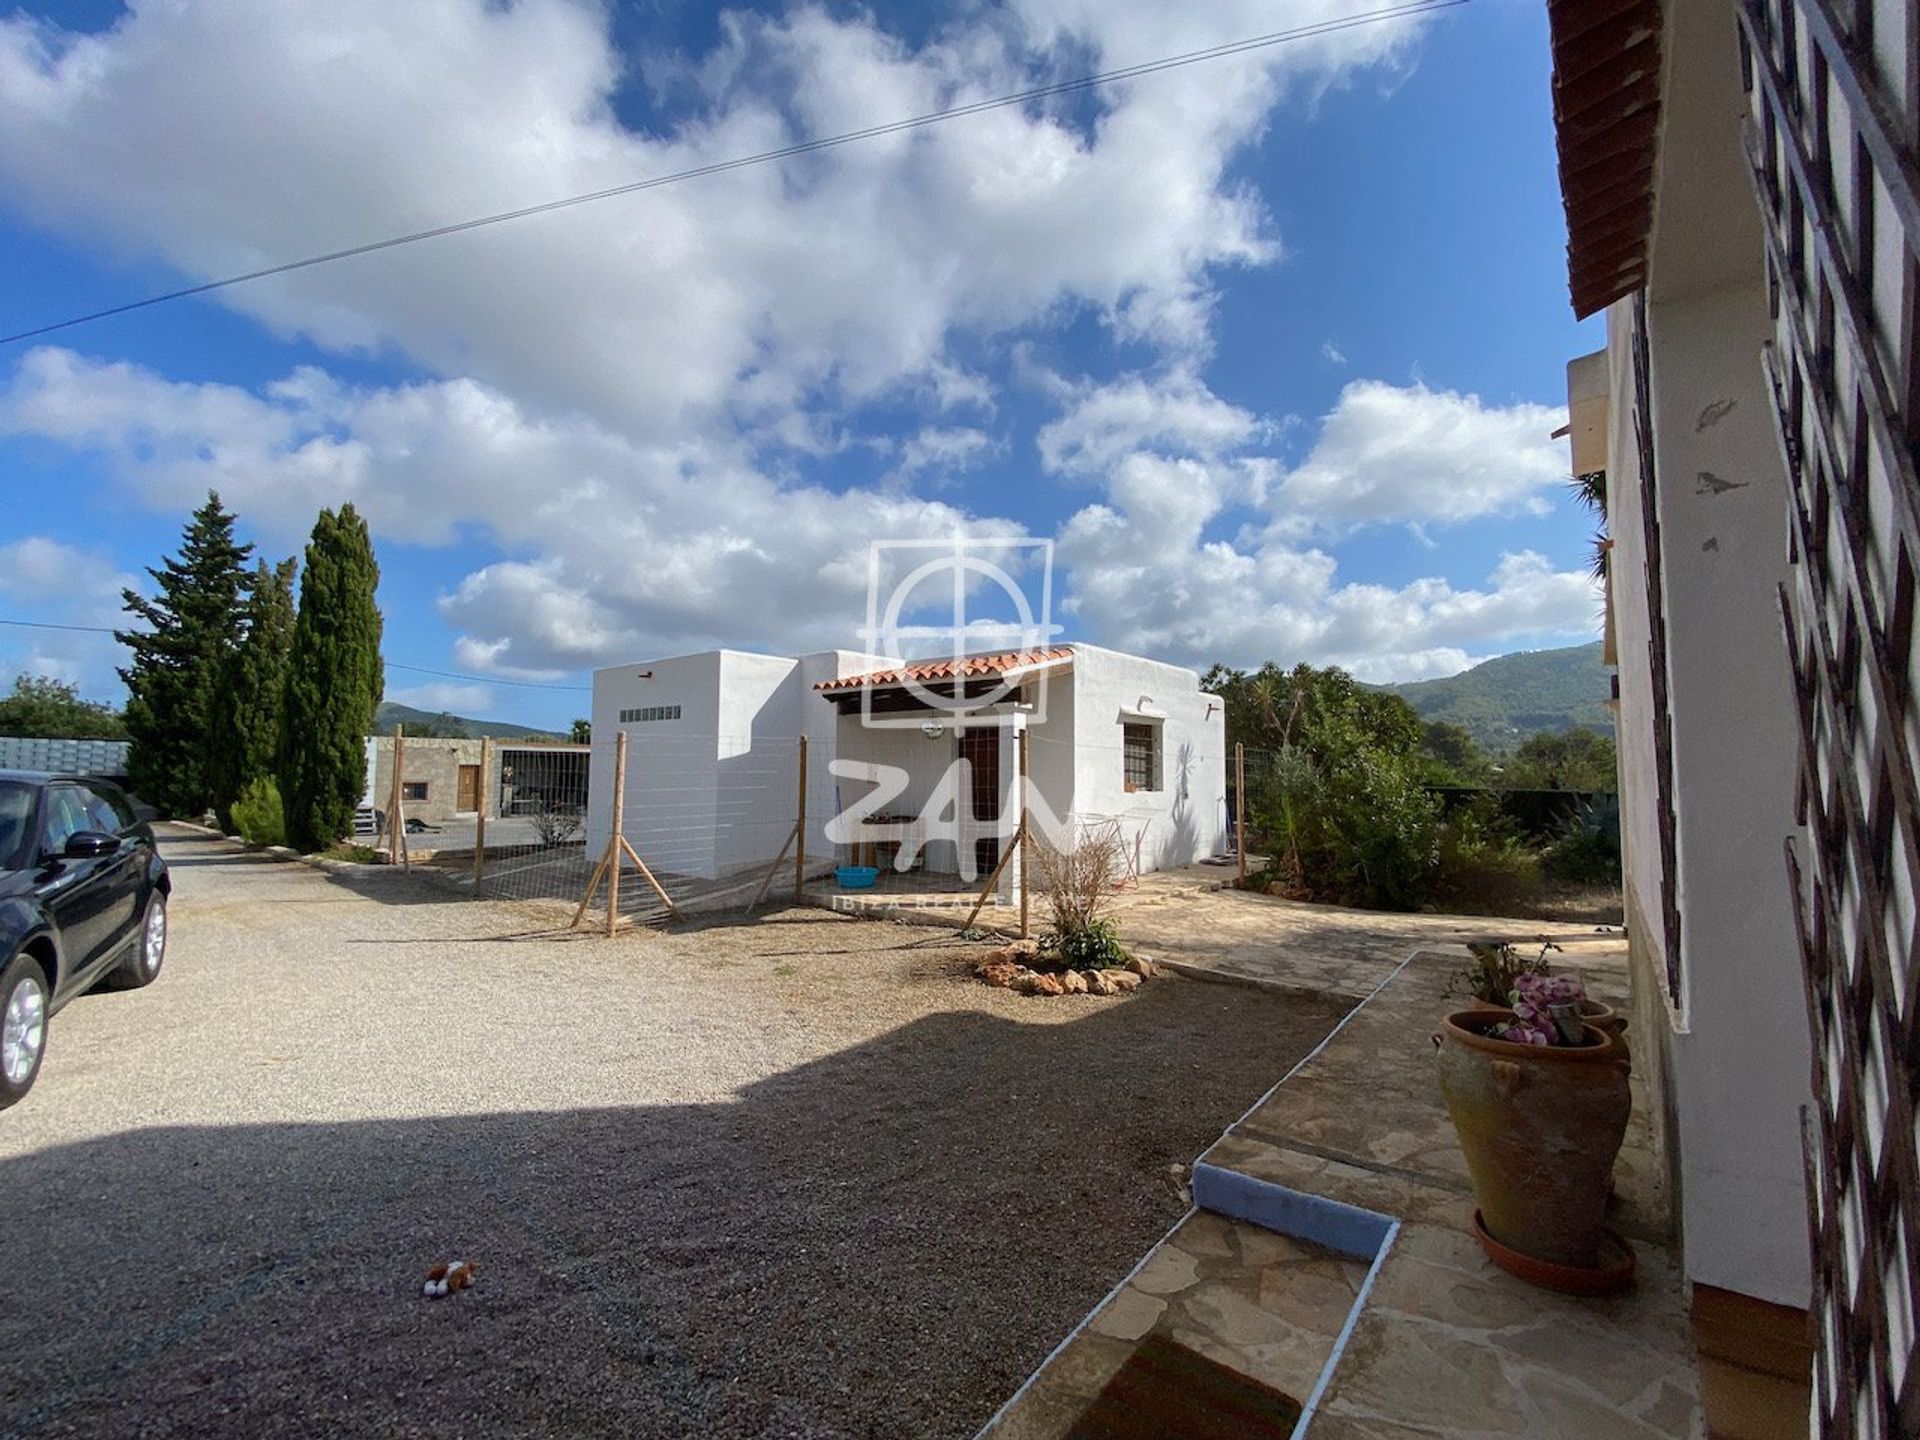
xmin=207 ymin=556 xmax=297 ymax=830
xmin=116 ymin=493 xmax=253 ymax=815
xmin=278 ymin=506 xmax=383 ymax=851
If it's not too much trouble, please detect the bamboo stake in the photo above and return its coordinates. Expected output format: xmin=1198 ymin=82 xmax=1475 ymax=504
xmin=472 ymin=736 xmax=491 ymax=887
xmin=608 ymin=730 xmax=628 ymax=937
xmin=1235 ymin=741 xmax=1246 ymax=885
xmin=794 ymin=735 xmax=808 ymax=902
xmin=1017 ymin=727 xmax=1030 ymax=939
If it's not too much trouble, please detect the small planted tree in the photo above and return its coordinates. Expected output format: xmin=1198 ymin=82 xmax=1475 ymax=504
xmin=279 ymin=505 xmax=383 ymax=852
xmin=1030 ymin=825 xmax=1128 ymax=969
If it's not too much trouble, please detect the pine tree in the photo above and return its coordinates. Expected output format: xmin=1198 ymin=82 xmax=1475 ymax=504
xmin=207 ymin=556 xmax=297 ymax=830
xmin=117 ymin=492 xmax=253 ymax=816
xmin=279 ymin=505 xmax=383 ymax=851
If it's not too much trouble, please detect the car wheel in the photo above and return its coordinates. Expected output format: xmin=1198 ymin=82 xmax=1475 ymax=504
xmin=107 ymin=891 xmax=168 ymax=990
xmin=0 ymin=953 xmax=49 ymax=1109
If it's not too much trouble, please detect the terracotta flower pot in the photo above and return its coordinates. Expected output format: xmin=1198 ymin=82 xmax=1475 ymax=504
xmin=1434 ymin=1009 xmax=1632 ymax=1272
xmin=1579 ymin=999 xmax=1630 ymax=1068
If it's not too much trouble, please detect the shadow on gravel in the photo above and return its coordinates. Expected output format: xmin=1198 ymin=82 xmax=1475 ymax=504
xmin=0 ymin=978 xmax=1350 ymax=1440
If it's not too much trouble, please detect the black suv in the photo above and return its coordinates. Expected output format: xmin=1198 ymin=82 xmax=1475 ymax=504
xmin=0 ymin=772 xmax=170 ymax=1109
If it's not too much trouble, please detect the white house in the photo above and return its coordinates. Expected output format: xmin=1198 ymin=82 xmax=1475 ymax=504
xmin=586 ymin=643 xmax=1229 ymax=888
xmin=1546 ymin=0 xmax=1920 ymax=1426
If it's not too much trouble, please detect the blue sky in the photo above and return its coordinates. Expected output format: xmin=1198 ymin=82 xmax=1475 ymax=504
xmin=0 ymin=0 xmax=1600 ymax=732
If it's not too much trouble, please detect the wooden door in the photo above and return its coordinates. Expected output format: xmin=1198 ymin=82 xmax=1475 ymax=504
xmin=456 ymin=764 xmax=480 ymax=813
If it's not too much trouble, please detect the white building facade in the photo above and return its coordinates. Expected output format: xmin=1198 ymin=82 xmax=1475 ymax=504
xmin=587 ymin=643 xmax=1229 ymax=889
xmin=1550 ymin=0 xmax=1920 ymax=1429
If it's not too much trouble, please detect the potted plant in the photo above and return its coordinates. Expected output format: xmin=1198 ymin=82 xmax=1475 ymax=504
xmin=1434 ymin=971 xmax=1634 ymax=1294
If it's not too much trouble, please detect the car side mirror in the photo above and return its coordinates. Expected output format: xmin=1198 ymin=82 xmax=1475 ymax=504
xmin=63 ymin=830 xmax=121 ymax=859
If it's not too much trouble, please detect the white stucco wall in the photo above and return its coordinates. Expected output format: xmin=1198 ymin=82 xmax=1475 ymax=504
xmin=589 ymin=650 xmax=728 ymax=878
xmin=1647 ymin=280 xmax=1814 ymax=1308
xmin=1059 ymin=645 xmax=1228 ymax=871
xmin=590 ymin=644 xmax=1227 ymax=885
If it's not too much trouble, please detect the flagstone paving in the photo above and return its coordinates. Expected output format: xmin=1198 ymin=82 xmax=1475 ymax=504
xmin=978 ymin=939 xmax=1701 ymax=1439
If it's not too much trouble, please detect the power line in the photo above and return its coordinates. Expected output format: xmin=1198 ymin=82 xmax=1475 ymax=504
xmin=386 ymin=661 xmax=590 ymax=694
xmin=0 ymin=1 xmax=1464 ymax=346
xmin=0 ymin=617 xmax=592 ymax=692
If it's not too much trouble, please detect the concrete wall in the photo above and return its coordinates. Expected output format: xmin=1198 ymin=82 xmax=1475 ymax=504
xmin=587 ymin=644 xmax=1226 ymax=885
xmin=1597 ymin=0 xmax=1815 ymax=1309
xmin=1648 ymin=279 xmax=1814 ymax=1307
xmin=369 ymin=737 xmax=489 ymax=824
xmin=589 ymin=651 xmax=724 ymax=876
xmin=1061 ymin=644 xmax=1229 ymax=872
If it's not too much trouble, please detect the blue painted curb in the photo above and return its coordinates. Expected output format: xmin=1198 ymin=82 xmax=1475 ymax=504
xmin=1190 ymin=1161 xmax=1395 ymax=1261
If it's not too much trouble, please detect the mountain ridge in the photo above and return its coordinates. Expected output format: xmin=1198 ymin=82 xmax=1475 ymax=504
xmin=1377 ymin=641 xmax=1610 ymax=748
xmin=372 ymin=701 xmax=568 ymax=742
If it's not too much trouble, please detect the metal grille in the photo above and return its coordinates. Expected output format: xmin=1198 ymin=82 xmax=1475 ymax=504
xmin=1629 ymin=291 xmax=1687 ymax=1007
xmin=1737 ymin=0 xmax=1920 ymax=1429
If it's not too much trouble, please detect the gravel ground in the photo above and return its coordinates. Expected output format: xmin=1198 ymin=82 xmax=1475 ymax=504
xmin=0 ymin=827 xmax=1350 ymax=1440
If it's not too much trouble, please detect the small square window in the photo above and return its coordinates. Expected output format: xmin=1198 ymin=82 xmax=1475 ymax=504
xmin=1123 ymin=723 xmax=1159 ymax=792
xmin=402 ymin=781 xmax=429 ymax=801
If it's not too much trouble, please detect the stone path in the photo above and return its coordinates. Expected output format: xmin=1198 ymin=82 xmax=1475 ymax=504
xmin=979 ymin=940 xmax=1700 ymax=1439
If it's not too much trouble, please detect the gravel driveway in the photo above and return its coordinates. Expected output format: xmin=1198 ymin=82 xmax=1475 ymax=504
xmin=0 ymin=826 xmax=1349 ymax=1439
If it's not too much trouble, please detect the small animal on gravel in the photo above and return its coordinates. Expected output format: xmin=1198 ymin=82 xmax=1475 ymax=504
xmin=422 ymin=1260 xmax=477 ymax=1298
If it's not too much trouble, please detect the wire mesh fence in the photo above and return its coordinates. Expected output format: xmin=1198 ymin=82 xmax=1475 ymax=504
xmin=433 ymin=722 xmax=1240 ymax=936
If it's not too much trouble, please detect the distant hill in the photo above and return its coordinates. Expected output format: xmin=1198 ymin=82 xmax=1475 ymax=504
xmin=1378 ymin=642 xmax=1611 ymax=749
xmin=373 ymin=701 xmax=567 ymax=742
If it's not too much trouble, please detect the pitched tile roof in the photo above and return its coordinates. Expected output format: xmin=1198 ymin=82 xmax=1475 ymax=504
xmin=813 ymin=646 xmax=1074 ymax=693
xmin=1547 ymin=0 xmax=1664 ymax=318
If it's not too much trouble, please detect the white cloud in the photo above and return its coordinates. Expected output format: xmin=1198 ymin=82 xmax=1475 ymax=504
xmin=1037 ymin=368 xmax=1264 ymax=476
xmin=1321 ymin=340 xmax=1347 ymax=365
xmin=1280 ymin=380 xmax=1570 ymax=527
xmin=0 ymin=0 xmax=1428 ymax=435
xmin=0 ymin=536 xmax=139 ymax=698
xmin=888 ymin=426 xmax=996 ymax=483
xmin=0 ymin=4 xmax=1596 ymax=689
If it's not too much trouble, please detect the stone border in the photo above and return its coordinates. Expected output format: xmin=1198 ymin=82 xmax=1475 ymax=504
xmin=971 ymin=948 xmax=1427 ymax=1440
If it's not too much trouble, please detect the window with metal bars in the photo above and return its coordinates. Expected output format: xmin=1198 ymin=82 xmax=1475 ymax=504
xmin=1122 ymin=722 xmax=1159 ymax=792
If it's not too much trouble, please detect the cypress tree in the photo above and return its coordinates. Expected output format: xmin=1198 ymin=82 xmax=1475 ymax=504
xmin=207 ymin=556 xmax=297 ymax=830
xmin=279 ymin=505 xmax=383 ymax=851
xmin=117 ymin=492 xmax=252 ymax=816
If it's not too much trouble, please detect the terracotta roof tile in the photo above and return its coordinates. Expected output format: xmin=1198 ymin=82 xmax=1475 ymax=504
xmin=814 ymin=646 xmax=1074 ymax=692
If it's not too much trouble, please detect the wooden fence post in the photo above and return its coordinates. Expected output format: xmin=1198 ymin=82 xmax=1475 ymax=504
xmin=1235 ymin=741 xmax=1246 ymax=885
xmin=472 ymin=736 xmax=490 ymax=887
xmin=794 ymin=735 xmax=809 ymax=902
xmin=608 ymin=730 xmax=628 ymax=937
xmin=1017 ymin=726 xmax=1030 ymax=939
xmin=385 ymin=723 xmax=411 ymax=871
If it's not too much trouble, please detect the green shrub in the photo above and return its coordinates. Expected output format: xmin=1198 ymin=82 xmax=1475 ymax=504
xmin=230 ymin=776 xmax=286 ymax=847
xmin=1544 ymin=796 xmax=1622 ymax=885
xmin=1430 ymin=804 xmax=1542 ymax=914
xmin=1056 ymin=917 xmax=1127 ymax=971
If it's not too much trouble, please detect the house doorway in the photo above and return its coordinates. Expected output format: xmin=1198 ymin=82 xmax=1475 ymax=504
xmin=456 ymin=764 xmax=481 ymax=813
xmin=958 ymin=727 xmax=999 ymax=876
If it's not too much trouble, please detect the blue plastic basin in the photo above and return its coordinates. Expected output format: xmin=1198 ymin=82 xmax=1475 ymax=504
xmin=836 ymin=865 xmax=880 ymax=890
